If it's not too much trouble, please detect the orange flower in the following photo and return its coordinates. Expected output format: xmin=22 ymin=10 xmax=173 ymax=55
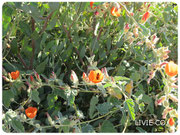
xmin=88 ymin=70 xmax=103 ymax=83
xmin=111 ymin=6 xmax=121 ymax=17
xmin=90 ymin=2 xmax=94 ymax=9
xmin=25 ymin=107 xmax=37 ymax=119
xmin=142 ymin=11 xmax=150 ymax=23
xmin=169 ymin=117 xmax=175 ymax=126
xmin=10 ymin=70 xmax=20 ymax=80
xmin=165 ymin=61 xmax=178 ymax=77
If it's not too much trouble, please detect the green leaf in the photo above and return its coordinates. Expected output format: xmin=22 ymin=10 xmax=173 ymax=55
xmin=163 ymin=11 xmax=171 ymax=22
xmin=89 ymin=96 xmax=99 ymax=119
xmin=116 ymin=66 xmax=125 ymax=76
xmin=103 ymin=83 xmax=112 ymax=88
xmin=142 ymin=94 xmax=152 ymax=104
xmin=65 ymin=89 xmax=78 ymax=106
xmin=31 ymin=90 xmax=40 ymax=104
xmin=97 ymin=85 xmax=106 ymax=95
xmin=148 ymin=102 xmax=154 ymax=114
xmin=19 ymin=21 xmax=32 ymax=36
xmin=40 ymin=33 xmax=48 ymax=49
xmin=11 ymin=118 xmax=25 ymax=132
xmin=3 ymin=90 xmax=14 ymax=108
xmin=49 ymin=2 xmax=59 ymax=11
xmin=124 ymin=99 xmax=135 ymax=121
xmin=138 ymin=23 xmax=150 ymax=37
xmin=130 ymin=72 xmax=140 ymax=82
xmin=80 ymin=45 xmax=86 ymax=58
xmin=61 ymin=119 xmax=70 ymax=133
xmin=139 ymin=102 xmax=145 ymax=112
xmin=53 ymin=88 xmax=66 ymax=100
xmin=11 ymin=38 xmax=18 ymax=55
xmin=136 ymin=127 xmax=147 ymax=133
xmin=96 ymin=102 xmax=113 ymax=115
xmin=35 ymin=58 xmax=48 ymax=74
xmin=114 ymin=76 xmax=130 ymax=81
xmin=46 ymin=18 xmax=57 ymax=30
xmin=82 ymin=124 xmax=95 ymax=133
xmin=120 ymin=108 xmax=127 ymax=125
xmin=47 ymin=93 xmax=58 ymax=107
xmin=106 ymin=38 xmax=111 ymax=51
xmin=100 ymin=120 xmax=117 ymax=133
xmin=45 ymin=40 xmax=55 ymax=52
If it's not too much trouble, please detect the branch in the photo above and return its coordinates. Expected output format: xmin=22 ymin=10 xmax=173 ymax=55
xmin=62 ymin=23 xmax=85 ymax=66
xmin=118 ymin=2 xmax=139 ymax=27
xmin=39 ymin=11 xmax=54 ymax=35
xmin=62 ymin=24 xmax=72 ymax=42
xmin=69 ymin=2 xmax=82 ymax=29
xmin=97 ymin=27 xmax=103 ymax=41
xmin=17 ymin=53 xmax=29 ymax=69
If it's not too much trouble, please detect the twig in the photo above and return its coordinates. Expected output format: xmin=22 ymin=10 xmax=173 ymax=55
xmin=119 ymin=2 xmax=140 ymax=27
xmin=62 ymin=24 xmax=72 ymax=42
xmin=62 ymin=23 xmax=85 ymax=66
xmin=97 ymin=27 xmax=103 ymax=41
xmin=3 ymin=57 xmax=16 ymax=69
xmin=40 ymin=109 xmax=119 ymax=129
xmin=112 ymin=49 xmax=128 ymax=76
xmin=17 ymin=53 xmax=29 ymax=69
xmin=122 ymin=115 xmax=129 ymax=133
xmin=39 ymin=11 xmax=54 ymax=35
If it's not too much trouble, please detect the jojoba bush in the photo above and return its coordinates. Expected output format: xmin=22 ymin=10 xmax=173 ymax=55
xmin=2 ymin=2 xmax=178 ymax=133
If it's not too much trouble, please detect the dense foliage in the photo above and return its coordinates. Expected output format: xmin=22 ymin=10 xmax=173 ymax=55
xmin=2 ymin=2 xmax=178 ymax=133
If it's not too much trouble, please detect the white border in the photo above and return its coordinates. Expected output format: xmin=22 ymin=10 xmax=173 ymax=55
xmin=0 ymin=0 xmax=179 ymax=135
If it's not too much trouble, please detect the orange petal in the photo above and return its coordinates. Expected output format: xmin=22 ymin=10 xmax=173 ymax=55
xmin=165 ymin=61 xmax=178 ymax=77
xmin=142 ymin=11 xmax=150 ymax=22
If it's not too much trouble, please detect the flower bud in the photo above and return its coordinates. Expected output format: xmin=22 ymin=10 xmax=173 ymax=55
xmin=30 ymin=75 xmax=34 ymax=82
xmin=2 ymin=76 xmax=10 ymax=82
xmin=141 ymin=11 xmax=150 ymax=23
xmin=147 ymin=70 xmax=156 ymax=84
xmin=35 ymin=124 xmax=41 ymax=129
xmin=46 ymin=112 xmax=55 ymax=126
xmin=124 ymin=23 xmax=130 ymax=33
xmin=168 ymin=94 xmax=178 ymax=102
xmin=101 ymin=67 xmax=109 ymax=79
xmin=163 ymin=100 xmax=169 ymax=107
xmin=34 ymin=71 xmax=40 ymax=80
xmin=162 ymin=107 xmax=173 ymax=119
xmin=20 ymin=113 xmax=26 ymax=121
xmin=70 ymin=70 xmax=79 ymax=85
xmin=155 ymin=96 xmax=166 ymax=107
xmin=95 ymin=11 xmax=99 ymax=16
xmin=133 ymin=27 xmax=139 ymax=38
xmin=136 ymin=41 xmax=144 ymax=46
xmin=130 ymin=12 xmax=134 ymax=16
xmin=151 ymin=33 xmax=159 ymax=45
xmin=146 ymin=38 xmax=155 ymax=49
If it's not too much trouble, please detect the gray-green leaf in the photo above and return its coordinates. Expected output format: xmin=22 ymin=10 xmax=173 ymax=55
xmin=96 ymin=102 xmax=113 ymax=115
xmin=100 ymin=120 xmax=117 ymax=133
xmin=89 ymin=96 xmax=99 ymax=119
xmin=11 ymin=118 xmax=25 ymax=132
xmin=31 ymin=90 xmax=40 ymax=104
